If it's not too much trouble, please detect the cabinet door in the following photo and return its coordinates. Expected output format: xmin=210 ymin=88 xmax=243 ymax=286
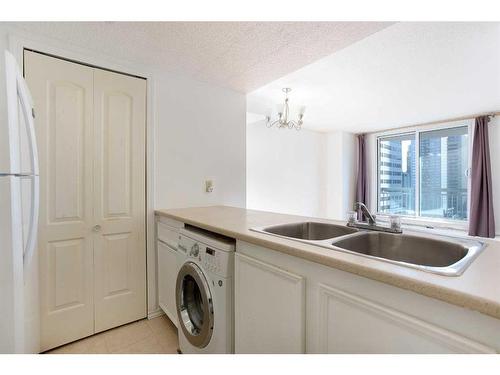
xmin=235 ymin=253 xmax=305 ymax=353
xmin=93 ymin=69 xmax=147 ymax=332
xmin=317 ymin=283 xmax=494 ymax=354
xmin=25 ymin=51 xmax=95 ymax=351
xmin=157 ymin=241 xmax=178 ymax=326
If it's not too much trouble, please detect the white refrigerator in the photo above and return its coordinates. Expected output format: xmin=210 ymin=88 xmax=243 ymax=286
xmin=0 ymin=50 xmax=40 ymax=353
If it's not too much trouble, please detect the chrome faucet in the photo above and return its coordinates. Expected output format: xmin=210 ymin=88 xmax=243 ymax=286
xmin=347 ymin=202 xmax=402 ymax=234
xmin=355 ymin=202 xmax=376 ymax=225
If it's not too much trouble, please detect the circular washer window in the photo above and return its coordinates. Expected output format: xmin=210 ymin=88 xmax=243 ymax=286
xmin=176 ymin=262 xmax=214 ymax=348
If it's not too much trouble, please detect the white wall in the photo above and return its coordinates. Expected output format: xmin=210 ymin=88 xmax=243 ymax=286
xmin=246 ymin=119 xmax=356 ymax=220
xmin=325 ymin=131 xmax=356 ymax=220
xmin=246 ymin=120 xmax=326 ymax=217
xmin=154 ymin=72 xmax=246 ymax=209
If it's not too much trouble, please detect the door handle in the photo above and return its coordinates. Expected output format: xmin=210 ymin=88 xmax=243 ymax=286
xmin=93 ymin=224 xmax=102 ymax=232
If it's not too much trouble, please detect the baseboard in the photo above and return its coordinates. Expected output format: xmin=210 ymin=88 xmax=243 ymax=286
xmin=147 ymin=308 xmax=165 ymax=320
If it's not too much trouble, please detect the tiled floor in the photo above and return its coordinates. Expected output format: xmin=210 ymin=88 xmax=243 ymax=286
xmin=45 ymin=315 xmax=179 ymax=354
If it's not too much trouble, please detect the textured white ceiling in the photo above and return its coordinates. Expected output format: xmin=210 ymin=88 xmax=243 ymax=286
xmin=7 ymin=21 xmax=391 ymax=92
xmin=248 ymin=22 xmax=500 ymax=133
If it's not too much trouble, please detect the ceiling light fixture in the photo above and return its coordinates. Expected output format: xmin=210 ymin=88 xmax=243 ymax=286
xmin=266 ymin=88 xmax=305 ymax=130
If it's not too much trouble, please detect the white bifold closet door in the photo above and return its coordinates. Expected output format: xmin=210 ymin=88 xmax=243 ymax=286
xmin=24 ymin=51 xmax=146 ymax=352
xmin=92 ymin=68 xmax=146 ymax=333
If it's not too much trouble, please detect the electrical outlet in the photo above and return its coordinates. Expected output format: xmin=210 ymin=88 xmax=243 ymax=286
xmin=205 ymin=179 xmax=214 ymax=193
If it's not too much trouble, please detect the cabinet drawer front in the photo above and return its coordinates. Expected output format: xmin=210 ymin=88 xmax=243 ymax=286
xmin=157 ymin=222 xmax=180 ymax=249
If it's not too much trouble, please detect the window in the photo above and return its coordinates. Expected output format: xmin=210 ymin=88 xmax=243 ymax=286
xmin=378 ymin=133 xmax=416 ymax=216
xmin=377 ymin=124 xmax=470 ymax=221
xmin=419 ymin=126 xmax=469 ymax=220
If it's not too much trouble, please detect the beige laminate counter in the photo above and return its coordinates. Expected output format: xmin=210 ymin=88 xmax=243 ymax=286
xmin=155 ymin=206 xmax=500 ymax=320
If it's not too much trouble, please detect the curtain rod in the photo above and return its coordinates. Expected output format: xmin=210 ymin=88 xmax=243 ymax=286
xmin=360 ymin=111 xmax=500 ymax=135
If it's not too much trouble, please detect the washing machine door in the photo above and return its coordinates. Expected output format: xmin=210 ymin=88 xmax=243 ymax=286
xmin=176 ymin=261 xmax=214 ymax=348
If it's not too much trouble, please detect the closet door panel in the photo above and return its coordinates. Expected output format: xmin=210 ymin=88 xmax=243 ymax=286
xmin=24 ymin=51 xmax=95 ymax=351
xmin=93 ymin=69 xmax=147 ymax=332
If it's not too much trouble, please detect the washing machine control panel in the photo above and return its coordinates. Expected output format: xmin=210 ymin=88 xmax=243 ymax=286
xmin=202 ymin=246 xmax=223 ymax=274
xmin=179 ymin=234 xmax=233 ymax=278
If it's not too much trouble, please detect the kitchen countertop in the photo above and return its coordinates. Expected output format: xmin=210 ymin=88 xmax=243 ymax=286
xmin=155 ymin=206 xmax=500 ymax=320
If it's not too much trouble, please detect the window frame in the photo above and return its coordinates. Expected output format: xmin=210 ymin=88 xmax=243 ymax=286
xmin=374 ymin=120 xmax=473 ymax=229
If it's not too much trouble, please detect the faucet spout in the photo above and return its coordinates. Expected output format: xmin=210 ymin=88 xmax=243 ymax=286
xmin=355 ymin=202 xmax=376 ymax=225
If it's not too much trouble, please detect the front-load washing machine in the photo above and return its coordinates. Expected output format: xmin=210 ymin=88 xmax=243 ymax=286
xmin=176 ymin=226 xmax=235 ymax=354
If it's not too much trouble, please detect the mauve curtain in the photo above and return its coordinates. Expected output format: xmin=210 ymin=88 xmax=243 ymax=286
xmin=355 ymin=134 xmax=368 ymax=220
xmin=468 ymin=116 xmax=496 ymax=238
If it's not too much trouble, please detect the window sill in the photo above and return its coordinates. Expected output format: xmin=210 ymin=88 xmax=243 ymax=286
xmin=400 ymin=224 xmax=500 ymax=242
xmin=375 ymin=214 xmax=468 ymax=231
xmin=375 ymin=215 xmax=499 ymax=241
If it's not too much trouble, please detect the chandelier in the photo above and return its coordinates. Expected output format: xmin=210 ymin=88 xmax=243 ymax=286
xmin=266 ymin=88 xmax=305 ymax=130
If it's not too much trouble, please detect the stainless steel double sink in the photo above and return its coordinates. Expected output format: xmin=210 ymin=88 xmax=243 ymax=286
xmin=251 ymin=222 xmax=485 ymax=276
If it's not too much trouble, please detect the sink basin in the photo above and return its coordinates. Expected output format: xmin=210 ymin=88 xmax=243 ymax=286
xmin=251 ymin=221 xmax=484 ymax=276
xmin=332 ymin=231 xmax=484 ymax=276
xmin=253 ymin=222 xmax=358 ymax=241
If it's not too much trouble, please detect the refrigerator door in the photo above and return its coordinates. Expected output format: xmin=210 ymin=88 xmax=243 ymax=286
xmin=19 ymin=174 xmax=40 ymax=352
xmin=1 ymin=51 xmax=39 ymax=176
xmin=1 ymin=51 xmax=39 ymax=267
xmin=0 ymin=175 xmax=25 ymax=353
xmin=0 ymin=51 xmax=40 ymax=353
xmin=0 ymin=174 xmax=40 ymax=353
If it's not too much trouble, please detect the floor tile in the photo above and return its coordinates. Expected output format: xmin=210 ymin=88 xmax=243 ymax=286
xmin=45 ymin=315 xmax=178 ymax=354
xmin=47 ymin=334 xmax=109 ymax=354
xmin=147 ymin=315 xmax=179 ymax=353
xmin=101 ymin=319 xmax=154 ymax=353
xmin=115 ymin=335 xmax=168 ymax=354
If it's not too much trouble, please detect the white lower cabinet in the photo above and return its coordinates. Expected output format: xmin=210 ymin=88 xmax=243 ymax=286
xmin=235 ymin=253 xmax=306 ymax=353
xmin=317 ymin=283 xmax=493 ymax=353
xmin=156 ymin=217 xmax=183 ymax=326
xmin=235 ymin=240 xmax=500 ymax=354
xmin=157 ymin=240 xmax=178 ymax=326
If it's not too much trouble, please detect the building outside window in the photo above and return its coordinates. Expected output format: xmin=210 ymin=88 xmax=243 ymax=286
xmin=377 ymin=124 xmax=470 ymax=221
xmin=378 ymin=133 xmax=416 ymax=216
